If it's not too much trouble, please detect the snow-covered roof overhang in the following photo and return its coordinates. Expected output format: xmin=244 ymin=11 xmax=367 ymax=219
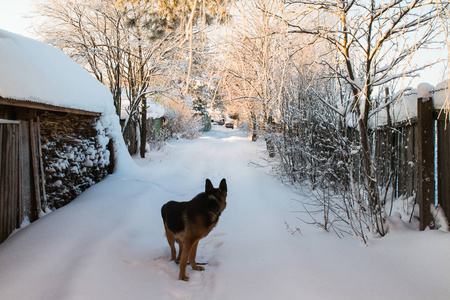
xmin=0 ymin=29 xmax=113 ymax=115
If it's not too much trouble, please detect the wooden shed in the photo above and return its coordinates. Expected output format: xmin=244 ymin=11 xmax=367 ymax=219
xmin=0 ymin=30 xmax=117 ymax=244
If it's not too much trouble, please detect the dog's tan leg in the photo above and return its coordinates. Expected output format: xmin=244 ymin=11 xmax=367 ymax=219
xmin=179 ymin=239 xmax=194 ymax=281
xmin=177 ymin=240 xmax=183 ymax=263
xmin=164 ymin=223 xmax=177 ymax=261
xmin=189 ymin=240 xmax=204 ymax=271
xmin=174 ymin=237 xmax=183 ymax=263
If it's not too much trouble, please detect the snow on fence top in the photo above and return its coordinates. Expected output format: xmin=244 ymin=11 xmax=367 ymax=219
xmin=434 ymin=79 xmax=450 ymax=110
xmin=368 ymin=80 xmax=450 ymax=128
xmin=0 ymin=29 xmax=113 ymax=114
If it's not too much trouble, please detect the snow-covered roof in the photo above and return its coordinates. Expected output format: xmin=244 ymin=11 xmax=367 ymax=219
xmin=0 ymin=29 xmax=113 ymax=114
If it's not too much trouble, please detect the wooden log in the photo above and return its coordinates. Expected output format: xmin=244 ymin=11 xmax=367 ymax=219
xmin=417 ymin=97 xmax=435 ymax=230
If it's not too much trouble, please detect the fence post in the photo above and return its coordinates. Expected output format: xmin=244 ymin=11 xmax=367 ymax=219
xmin=417 ymin=97 xmax=435 ymax=230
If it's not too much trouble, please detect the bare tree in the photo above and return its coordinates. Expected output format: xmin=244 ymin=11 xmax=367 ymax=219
xmin=215 ymin=0 xmax=448 ymax=240
xmin=33 ymin=0 xmax=188 ymax=156
xmin=218 ymin=0 xmax=290 ymax=143
xmin=33 ymin=0 xmax=127 ymax=116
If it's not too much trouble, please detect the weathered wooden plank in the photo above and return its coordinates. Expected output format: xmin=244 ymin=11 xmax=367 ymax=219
xmin=19 ymin=120 xmax=36 ymax=222
xmin=0 ymin=123 xmax=20 ymax=243
xmin=0 ymin=124 xmax=5 ymax=242
xmin=13 ymin=124 xmax=20 ymax=228
xmin=404 ymin=125 xmax=415 ymax=198
xmin=29 ymin=120 xmax=41 ymax=218
xmin=413 ymin=123 xmax=419 ymax=197
xmin=417 ymin=97 xmax=435 ymax=230
xmin=10 ymin=124 xmax=19 ymax=229
xmin=397 ymin=127 xmax=407 ymax=196
xmin=36 ymin=117 xmax=47 ymax=209
xmin=5 ymin=124 xmax=13 ymax=241
xmin=437 ymin=120 xmax=450 ymax=221
xmin=391 ymin=128 xmax=400 ymax=198
xmin=7 ymin=125 xmax=13 ymax=236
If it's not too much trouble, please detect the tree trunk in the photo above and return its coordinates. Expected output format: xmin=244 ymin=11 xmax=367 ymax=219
xmin=140 ymin=97 xmax=147 ymax=158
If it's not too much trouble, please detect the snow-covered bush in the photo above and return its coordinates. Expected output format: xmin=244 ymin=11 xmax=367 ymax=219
xmin=146 ymin=118 xmax=170 ymax=151
xmin=161 ymin=104 xmax=202 ymax=140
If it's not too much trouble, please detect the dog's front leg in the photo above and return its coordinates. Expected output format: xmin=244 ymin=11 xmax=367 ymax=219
xmin=179 ymin=240 xmax=193 ymax=281
xmin=189 ymin=240 xmax=204 ymax=271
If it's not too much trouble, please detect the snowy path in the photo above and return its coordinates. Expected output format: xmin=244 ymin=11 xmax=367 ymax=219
xmin=1 ymin=126 xmax=450 ymax=300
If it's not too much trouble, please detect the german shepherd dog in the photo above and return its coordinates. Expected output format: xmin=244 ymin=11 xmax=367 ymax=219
xmin=161 ymin=178 xmax=227 ymax=281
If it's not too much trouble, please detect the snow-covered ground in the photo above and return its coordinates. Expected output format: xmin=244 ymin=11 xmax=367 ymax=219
xmin=1 ymin=125 xmax=450 ymax=300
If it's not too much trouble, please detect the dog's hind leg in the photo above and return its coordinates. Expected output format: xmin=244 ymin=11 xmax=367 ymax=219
xmin=179 ymin=239 xmax=194 ymax=281
xmin=189 ymin=240 xmax=205 ymax=271
xmin=164 ymin=222 xmax=177 ymax=261
xmin=175 ymin=238 xmax=183 ymax=263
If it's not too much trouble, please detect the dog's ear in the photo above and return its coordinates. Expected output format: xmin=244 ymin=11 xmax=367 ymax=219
xmin=219 ymin=178 xmax=227 ymax=193
xmin=205 ymin=179 xmax=214 ymax=192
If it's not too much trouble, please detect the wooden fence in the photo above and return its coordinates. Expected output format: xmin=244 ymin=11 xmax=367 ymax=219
xmin=373 ymin=97 xmax=450 ymax=229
